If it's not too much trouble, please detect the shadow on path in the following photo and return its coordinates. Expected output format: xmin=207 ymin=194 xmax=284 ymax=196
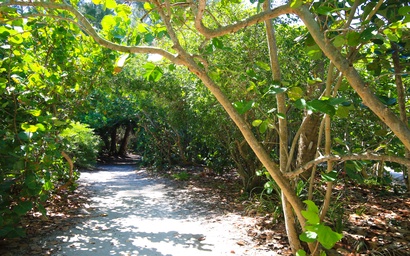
xmin=42 ymin=164 xmax=263 ymax=256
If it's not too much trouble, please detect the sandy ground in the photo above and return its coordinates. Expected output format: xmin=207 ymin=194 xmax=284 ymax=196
xmin=41 ymin=164 xmax=278 ymax=256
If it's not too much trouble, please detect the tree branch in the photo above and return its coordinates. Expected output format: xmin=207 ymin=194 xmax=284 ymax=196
xmin=193 ymin=3 xmax=292 ymax=39
xmin=285 ymin=153 xmax=410 ymax=179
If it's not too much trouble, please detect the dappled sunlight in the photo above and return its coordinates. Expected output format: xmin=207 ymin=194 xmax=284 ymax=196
xmin=40 ymin=165 xmax=264 ymax=255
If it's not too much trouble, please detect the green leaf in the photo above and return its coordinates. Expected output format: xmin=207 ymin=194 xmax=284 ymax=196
xmin=347 ymin=31 xmax=361 ymax=46
xmin=27 ymin=109 xmax=41 ymax=117
xmin=105 ymin=0 xmax=117 ymax=9
xmin=399 ymin=6 xmax=410 ymax=15
xmin=233 ymin=100 xmax=254 ymax=115
xmin=294 ymin=98 xmax=307 ymax=110
xmin=378 ymin=95 xmax=397 ymax=106
xmin=316 ymin=224 xmax=343 ymax=249
xmin=321 ymin=170 xmax=337 ymax=182
xmin=335 ymin=106 xmax=349 ymax=118
xmin=259 ymin=120 xmax=269 ymax=133
xmin=101 ymin=15 xmax=116 ymax=31
xmin=307 ymin=100 xmax=336 ymax=116
xmin=316 ymin=6 xmax=334 ymax=15
xmin=252 ymin=119 xmax=263 ymax=127
xmin=290 ymin=0 xmax=303 ymax=8
xmin=8 ymin=34 xmax=23 ymax=45
xmin=299 ymin=231 xmax=317 ymax=243
xmin=296 ymin=249 xmax=307 ymax=256
xmin=276 ymin=113 xmax=285 ymax=119
xmin=302 ymin=210 xmax=320 ymax=225
xmin=143 ymin=62 xmax=163 ymax=82
xmin=35 ymin=123 xmax=46 ymax=132
xmin=212 ymin=38 xmax=224 ymax=49
xmin=360 ymin=27 xmax=376 ymax=42
xmin=333 ymin=35 xmax=345 ymax=47
xmin=13 ymin=201 xmax=33 ymax=216
xmin=25 ymin=172 xmax=38 ymax=190
xmin=328 ymin=97 xmax=346 ymax=106
xmin=255 ymin=61 xmax=271 ymax=71
xmin=287 ymin=87 xmax=303 ymax=101
xmin=303 ymin=200 xmax=319 ymax=214
xmin=265 ymin=86 xmax=287 ymax=96
xmin=21 ymin=123 xmax=39 ymax=133
xmin=36 ymin=203 xmax=47 ymax=216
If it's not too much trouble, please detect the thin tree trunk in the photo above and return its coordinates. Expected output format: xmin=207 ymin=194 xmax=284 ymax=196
xmin=392 ymin=43 xmax=410 ymax=191
xmin=110 ymin=125 xmax=117 ymax=156
xmin=263 ymin=1 xmax=302 ymax=253
xmin=320 ymin=63 xmax=335 ymax=221
xmin=118 ymin=123 xmax=133 ymax=156
xmin=296 ymin=113 xmax=321 ymax=180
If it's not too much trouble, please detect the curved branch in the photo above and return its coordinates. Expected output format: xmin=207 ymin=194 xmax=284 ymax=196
xmin=285 ymin=153 xmax=410 ymax=179
xmin=194 ymin=4 xmax=292 ymax=39
xmin=2 ymin=0 xmax=184 ymax=64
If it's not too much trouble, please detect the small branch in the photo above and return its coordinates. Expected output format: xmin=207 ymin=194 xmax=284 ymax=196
xmin=285 ymin=153 xmax=410 ymax=179
xmin=193 ymin=3 xmax=292 ymax=39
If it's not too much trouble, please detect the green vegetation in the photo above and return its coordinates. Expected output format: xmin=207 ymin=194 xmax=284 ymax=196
xmin=1 ymin=0 xmax=410 ymax=254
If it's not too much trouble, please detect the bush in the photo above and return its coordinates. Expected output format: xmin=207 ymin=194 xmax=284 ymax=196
xmin=60 ymin=122 xmax=101 ymax=169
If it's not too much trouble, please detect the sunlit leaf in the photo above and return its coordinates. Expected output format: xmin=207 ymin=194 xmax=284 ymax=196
xmin=8 ymin=33 xmax=23 ymax=44
xmin=302 ymin=210 xmax=320 ymax=225
xmin=287 ymin=87 xmax=303 ymax=101
xmin=252 ymin=119 xmax=263 ymax=127
xmin=21 ymin=123 xmax=39 ymax=133
xmin=255 ymin=61 xmax=271 ymax=71
xmin=303 ymin=200 xmax=319 ymax=214
xmin=321 ymin=170 xmax=337 ymax=182
xmin=101 ymin=15 xmax=116 ymax=31
xmin=105 ymin=0 xmax=117 ymax=9
xmin=296 ymin=250 xmax=307 ymax=256
xmin=27 ymin=109 xmax=41 ymax=117
xmin=299 ymin=231 xmax=317 ymax=243
xmin=290 ymin=0 xmax=303 ymax=8
xmin=294 ymin=98 xmax=307 ymax=110
xmin=316 ymin=224 xmax=343 ymax=249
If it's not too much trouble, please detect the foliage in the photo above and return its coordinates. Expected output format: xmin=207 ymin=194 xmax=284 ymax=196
xmin=0 ymin=9 xmax=114 ymax=238
xmin=60 ymin=122 xmax=101 ymax=168
xmin=299 ymin=200 xmax=343 ymax=252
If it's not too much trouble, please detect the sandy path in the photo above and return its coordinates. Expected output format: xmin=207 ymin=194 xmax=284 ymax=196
xmin=43 ymin=164 xmax=277 ymax=256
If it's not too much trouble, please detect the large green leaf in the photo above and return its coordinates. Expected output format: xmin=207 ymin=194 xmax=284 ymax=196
xmin=105 ymin=0 xmax=117 ymax=9
xmin=143 ymin=62 xmax=163 ymax=82
xmin=101 ymin=15 xmax=116 ymax=31
xmin=13 ymin=201 xmax=33 ymax=216
xmin=316 ymin=224 xmax=343 ymax=249
xmin=299 ymin=230 xmax=317 ymax=243
xmin=233 ymin=100 xmax=254 ymax=115
xmin=301 ymin=210 xmax=320 ymax=225
xmin=307 ymin=100 xmax=336 ymax=116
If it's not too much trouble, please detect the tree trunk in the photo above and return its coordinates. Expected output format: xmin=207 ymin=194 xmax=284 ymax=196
xmin=264 ymin=1 xmax=302 ymax=253
xmin=118 ymin=123 xmax=133 ymax=157
xmin=296 ymin=113 xmax=321 ymax=180
xmin=392 ymin=43 xmax=410 ymax=191
xmin=110 ymin=125 xmax=118 ymax=156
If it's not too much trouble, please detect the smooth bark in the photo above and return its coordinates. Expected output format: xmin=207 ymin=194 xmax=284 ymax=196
xmin=263 ymin=0 xmax=302 ymax=253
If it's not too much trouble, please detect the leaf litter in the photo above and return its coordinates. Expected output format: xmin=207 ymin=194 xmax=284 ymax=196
xmin=0 ymin=161 xmax=409 ymax=255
